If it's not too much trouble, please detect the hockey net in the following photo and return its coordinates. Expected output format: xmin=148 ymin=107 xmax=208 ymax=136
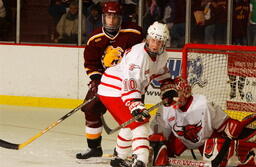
xmin=182 ymin=44 xmax=256 ymax=128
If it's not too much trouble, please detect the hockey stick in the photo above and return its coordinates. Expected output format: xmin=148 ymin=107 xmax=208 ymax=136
xmin=97 ymin=154 xmax=211 ymax=167
xmin=102 ymin=101 xmax=163 ymax=135
xmin=168 ymin=158 xmax=211 ymax=167
xmin=0 ymin=96 xmax=97 ymax=150
xmin=211 ymin=114 xmax=256 ymax=167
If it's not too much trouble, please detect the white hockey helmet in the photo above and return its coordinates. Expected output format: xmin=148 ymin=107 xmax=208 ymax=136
xmin=147 ymin=21 xmax=169 ymax=43
xmin=146 ymin=21 xmax=169 ymax=56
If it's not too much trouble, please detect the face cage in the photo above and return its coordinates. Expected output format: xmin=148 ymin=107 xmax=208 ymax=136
xmin=172 ymin=93 xmax=187 ymax=109
xmin=102 ymin=14 xmax=122 ymax=33
xmin=161 ymin=88 xmax=188 ymax=109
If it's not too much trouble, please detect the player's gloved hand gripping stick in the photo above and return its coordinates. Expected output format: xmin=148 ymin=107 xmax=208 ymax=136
xmin=102 ymin=101 xmax=163 ymax=135
xmin=129 ymin=101 xmax=151 ymax=122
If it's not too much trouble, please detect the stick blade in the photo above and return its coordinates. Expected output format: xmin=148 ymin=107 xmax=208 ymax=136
xmin=0 ymin=139 xmax=19 ymax=150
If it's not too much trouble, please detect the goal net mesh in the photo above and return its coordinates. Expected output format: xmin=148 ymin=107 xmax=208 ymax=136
xmin=182 ymin=44 xmax=256 ymax=128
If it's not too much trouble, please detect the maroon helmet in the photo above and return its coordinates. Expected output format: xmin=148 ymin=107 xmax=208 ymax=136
xmin=102 ymin=1 xmax=122 ymax=14
xmin=102 ymin=1 xmax=122 ymax=33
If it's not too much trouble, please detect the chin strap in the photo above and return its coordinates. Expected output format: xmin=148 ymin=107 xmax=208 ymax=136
xmin=103 ymin=27 xmax=118 ymax=38
xmin=144 ymin=43 xmax=161 ymax=60
xmin=144 ymin=40 xmax=165 ymax=57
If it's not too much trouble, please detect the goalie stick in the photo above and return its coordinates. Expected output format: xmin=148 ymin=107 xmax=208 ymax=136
xmin=0 ymin=96 xmax=97 ymax=150
xmin=102 ymin=101 xmax=163 ymax=135
xmin=211 ymin=114 xmax=256 ymax=167
xmin=76 ymin=154 xmax=211 ymax=166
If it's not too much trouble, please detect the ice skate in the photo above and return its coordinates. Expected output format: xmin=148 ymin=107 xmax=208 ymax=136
xmin=132 ymin=160 xmax=146 ymax=167
xmin=110 ymin=157 xmax=131 ymax=167
xmin=76 ymin=147 xmax=103 ymax=159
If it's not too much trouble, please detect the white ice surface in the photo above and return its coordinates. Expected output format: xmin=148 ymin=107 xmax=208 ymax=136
xmin=0 ymin=105 xmax=118 ymax=167
xmin=0 ymin=105 xmax=198 ymax=167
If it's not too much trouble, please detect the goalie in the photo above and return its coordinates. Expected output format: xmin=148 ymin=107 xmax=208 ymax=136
xmin=149 ymin=76 xmax=256 ymax=166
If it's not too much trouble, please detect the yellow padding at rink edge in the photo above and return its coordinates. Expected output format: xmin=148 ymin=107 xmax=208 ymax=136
xmin=0 ymin=95 xmax=83 ymax=109
xmin=225 ymin=110 xmax=256 ymax=129
xmin=0 ymin=95 xmax=156 ymax=112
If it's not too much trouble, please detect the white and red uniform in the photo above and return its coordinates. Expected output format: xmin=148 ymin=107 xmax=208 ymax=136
xmin=97 ymin=42 xmax=170 ymax=164
xmin=98 ymin=42 xmax=170 ymax=127
xmin=98 ymin=42 xmax=169 ymax=100
xmin=150 ymin=95 xmax=229 ymax=151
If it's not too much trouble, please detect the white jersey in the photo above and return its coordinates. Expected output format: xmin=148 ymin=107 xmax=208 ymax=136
xmin=98 ymin=42 xmax=170 ymax=103
xmin=150 ymin=95 xmax=229 ymax=149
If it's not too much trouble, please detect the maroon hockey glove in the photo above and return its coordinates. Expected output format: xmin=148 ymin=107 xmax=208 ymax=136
xmin=88 ymin=79 xmax=101 ymax=95
xmin=129 ymin=101 xmax=150 ymax=122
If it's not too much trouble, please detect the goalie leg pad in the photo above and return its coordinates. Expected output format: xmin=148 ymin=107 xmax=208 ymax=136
xmin=149 ymin=133 xmax=168 ymax=166
xmin=166 ymin=132 xmax=187 ymax=156
xmin=204 ymin=132 xmax=256 ymax=167
xmin=224 ymin=115 xmax=256 ymax=139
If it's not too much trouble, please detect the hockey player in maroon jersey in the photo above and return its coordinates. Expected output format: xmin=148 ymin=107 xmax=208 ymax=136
xmin=149 ymin=76 xmax=256 ymax=166
xmin=76 ymin=1 xmax=143 ymax=159
xmin=97 ymin=21 xmax=171 ymax=167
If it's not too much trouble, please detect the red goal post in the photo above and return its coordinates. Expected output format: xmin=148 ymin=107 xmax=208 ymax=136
xmin=181 ymin=43 xmax=256 ymax=126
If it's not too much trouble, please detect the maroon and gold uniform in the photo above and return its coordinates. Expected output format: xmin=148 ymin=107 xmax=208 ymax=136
xmin=84 ymin=22 xmax=143 ymax=78
xmin=77 ymin=22 xmax=143 ymax=160
xmin=76 ymin=1 xmax=144 ymax=160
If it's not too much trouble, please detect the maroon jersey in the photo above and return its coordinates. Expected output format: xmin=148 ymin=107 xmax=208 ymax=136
xmin=84 ymin=22 xmax=143 ymax=79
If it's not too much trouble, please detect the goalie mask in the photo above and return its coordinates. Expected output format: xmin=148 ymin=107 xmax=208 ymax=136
xmin=102 ymin=1 xmax=122 ymax=33
xmin=160 ymin=76 xmax=192 ymax=109
xmin=145 ymin=21 xmax=169 ymax=58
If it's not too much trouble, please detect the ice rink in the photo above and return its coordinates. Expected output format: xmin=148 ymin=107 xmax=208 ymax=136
xmin=0 ymin=104 xmax=119 ymax=167
xmin=0 ymin=104 xmax=200 ymax=167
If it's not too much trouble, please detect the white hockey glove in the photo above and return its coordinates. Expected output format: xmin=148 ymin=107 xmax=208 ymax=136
xmin=129 ymin=101 xmax=150 ymax=122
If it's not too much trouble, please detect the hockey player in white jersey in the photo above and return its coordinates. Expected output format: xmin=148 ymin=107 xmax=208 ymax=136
xmin=149 ymin=76 xmax=256 ymax=166
xmin=97 ymin=21 xmax=171 ymax=167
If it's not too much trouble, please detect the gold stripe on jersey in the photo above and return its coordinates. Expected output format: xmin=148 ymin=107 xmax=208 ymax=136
xmin=87 ymin=33 xmax=105 ymax=45
xmin=85 ymin=67 xmax=103 ymax=74
xmin=119 ymin=29 xmax=141 ymax=35
xmin=87 ymin=71 xmax=103 ymax=77
xmin=87 ymin=28 xmax=141 ymax=45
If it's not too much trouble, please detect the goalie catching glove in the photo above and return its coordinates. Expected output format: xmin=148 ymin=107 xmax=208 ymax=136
xmin=128 ymin=101 xmax=150 ymax=122
xmin=224 ymin=114 xmax=256 ymax=139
